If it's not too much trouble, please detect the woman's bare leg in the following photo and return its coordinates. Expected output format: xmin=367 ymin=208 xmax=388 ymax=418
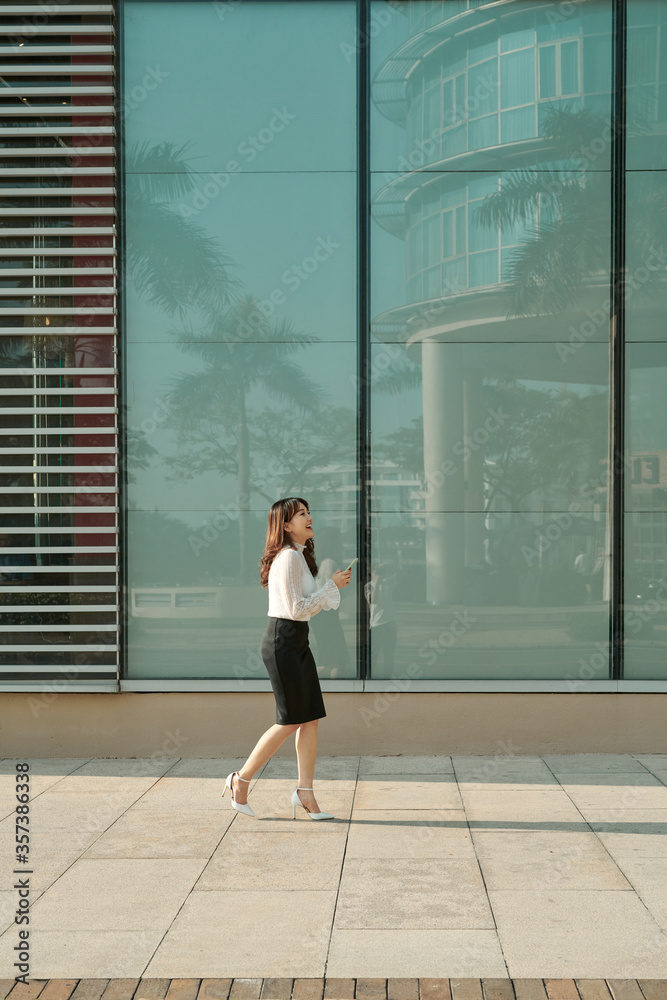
xmin=231 ymin=722 xmax=299 ymax=804
xmin=295 ymin=719 xmax=321 ymax=812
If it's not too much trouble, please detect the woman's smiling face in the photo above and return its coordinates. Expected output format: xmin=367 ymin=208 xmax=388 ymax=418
xmin=284 ymin=502 xmax=314 ymax=546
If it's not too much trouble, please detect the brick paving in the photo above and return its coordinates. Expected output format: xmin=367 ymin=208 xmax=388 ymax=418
xmin=3 ymin=981 xmax=667 ymax=1000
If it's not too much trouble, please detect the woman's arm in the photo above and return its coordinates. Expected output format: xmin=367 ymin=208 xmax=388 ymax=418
xmin=277 ymin=549 xmax=341 ymax=620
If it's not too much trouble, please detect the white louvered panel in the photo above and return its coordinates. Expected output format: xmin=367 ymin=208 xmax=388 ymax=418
xmin=0 ymin=1 xmax=118 ymax=685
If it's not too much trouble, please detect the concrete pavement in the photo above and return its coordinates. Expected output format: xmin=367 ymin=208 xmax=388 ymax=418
xmin=2 ymin=755 xmax=667 ymax=979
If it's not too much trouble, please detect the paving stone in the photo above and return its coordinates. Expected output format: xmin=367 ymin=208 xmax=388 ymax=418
xmin=229 ymin=983 xmax=263 ymax=1000
xmin=545 ymin=982 xmax=579 ymax=1000
xmin=71 ymin=983 xmax=111 ymax=1000
xmin=420 ymin=982 xmax=451 ymax=1000
xmin=134 ymin=982 xmax=171 ymax=1000
xmin=607 ymin=985 xmax=644 ymax=1000
xmin=40 ymin=983 xmax=79 ymax=1000
xmin=166 ymin=983 xmax=201 ymax=1000
xmin=101 ymin=982 xmax=140 ymax=1000
xmin=387 ymin=981 xmax=419 ymax=1000
xmin=513 ymin=984 xmax=547 ymax=1000
xmin=450 ymin=984 xmax=483 ymax=1000
xmin=260 ymin=981 xmax=293 ymax=1000
xmin=324 ymin=980 xmax=355 ymax=1000
xmin=8 ymin=984 xmax=49 ymax=1000
xmin=481 ymin=983 xmax=514 ymax=1000
xmin=356 ymin=982 xmax=386 ymax=1000
xmin=292 ymin=982 xmax=324 ymax=1000
xmin=638 ymin=984 xmax=667 ymax=1000
xmin=575 ymin=984 xmax=612 ymax=1000
xmin=198 ymin=983 xmax=232 ymax=1000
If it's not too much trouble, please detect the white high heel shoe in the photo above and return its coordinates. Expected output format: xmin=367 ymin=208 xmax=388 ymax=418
xmin=222 ymin=771 xmax=254 ymax=817
xmin=291 ymin=786 xmax=334 ymax=821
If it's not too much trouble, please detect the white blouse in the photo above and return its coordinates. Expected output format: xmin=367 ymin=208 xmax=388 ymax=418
xmin=267 ymin=542 xmax=340 ymax=621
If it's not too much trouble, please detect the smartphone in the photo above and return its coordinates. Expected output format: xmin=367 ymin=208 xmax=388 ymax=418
xmin=344 ymin=557 xmax=359 ymax=572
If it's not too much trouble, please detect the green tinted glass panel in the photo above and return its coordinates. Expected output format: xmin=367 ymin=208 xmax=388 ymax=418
xmin=627 ymin=1 xmax=667 ymax=168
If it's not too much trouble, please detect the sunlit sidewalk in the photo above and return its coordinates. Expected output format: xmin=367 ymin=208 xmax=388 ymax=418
xmin=2 ymin=755 xmax=667 ymax=979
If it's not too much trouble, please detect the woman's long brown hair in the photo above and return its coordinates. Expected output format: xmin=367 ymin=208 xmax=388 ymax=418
xmin=259 ymin=497 xmax=318 ymax=588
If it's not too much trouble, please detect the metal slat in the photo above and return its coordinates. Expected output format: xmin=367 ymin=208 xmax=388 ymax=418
xmin=0 ymin=367 xmax=116 ymax=374
xmin=0 ymin=45 xmax=114 ymax=54
xmin=0 ymin=5 xmax=113 ymax=11
xmin=0 ymin=189 xmax=113 ymax=195
xmin=0 ymin=585 xmax=117 ymax=592
xmin=0 ymin=250 xmax=115 ymax=258
xmin=5 ymin=485 xmax=117 ymax=492
xmin=0 ymin=107 xmax=115 ymax=116
xmin=1 ymin=645 xmax=118 ymax=651
xmin=0 ymin=25 xmax=114 ymax=34
xmin=0 ymin=426 xmax=116 ymax=433
xmin=0 ymin=148 xmax=114 ymax=156
xmin=1 ymin=386 xmax=115 ymax=392
xmin=0 ymin=288 xmax=115 ymax=296
xmin=5 ymin=625 xmax=118 ymax=631
xmin=0 ymin=565 xmax=116 ymax=572
xmin=0 ymin=666 xmax=117 ymax=674
xmin=0 ymin=87 xmax=114 ymax=94
xmin=2 ymin=406 xmax=116 ymax=413
xmin=7 ymin=546 xmax=118 ymax=553
xmin=0 ymin=466 xmax=117 ymax=473
xmin=1 ymin=207 xmax=115 ymax=214
xmin=0 ymin=126 xmax=114 ymax=135
xmin=0 ymin=268 xmax=115 ymax=275
xmin=0 ymin=308 xmax=115 ymax=315
xmin=0 ymin=64 xmax=113 ymax=73
xmin=0 ymin=605 xmax=118 ymax=611
xmin=0 ymin=169 xmax=115 ymax=177
xmin=0 ymin=225 xmax=114 ymax=233
xmin=4 ymin=526 xmax=116 ymax=533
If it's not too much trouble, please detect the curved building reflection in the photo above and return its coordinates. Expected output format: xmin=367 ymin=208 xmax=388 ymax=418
xmin=370 ymin=0 xmax=619 ymax=678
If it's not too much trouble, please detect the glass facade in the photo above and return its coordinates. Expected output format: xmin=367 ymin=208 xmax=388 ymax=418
xmin=120 ymin=0 xmax=667 ymax=685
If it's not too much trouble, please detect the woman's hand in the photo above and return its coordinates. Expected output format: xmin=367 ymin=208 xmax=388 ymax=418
xmin=331 ymin=569 xmax=352 ymax=590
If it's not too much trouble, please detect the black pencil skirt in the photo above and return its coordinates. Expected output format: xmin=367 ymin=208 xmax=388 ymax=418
xmin=261 ymin=617 xmax=326 ymax=725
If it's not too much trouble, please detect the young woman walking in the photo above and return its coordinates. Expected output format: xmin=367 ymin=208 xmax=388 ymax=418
xmin=221 ymin=497 xmax=352 ymax=820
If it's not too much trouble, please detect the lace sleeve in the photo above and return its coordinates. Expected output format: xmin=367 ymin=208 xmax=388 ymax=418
xmin=277 ymin=549 xmax=341 ymax=620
